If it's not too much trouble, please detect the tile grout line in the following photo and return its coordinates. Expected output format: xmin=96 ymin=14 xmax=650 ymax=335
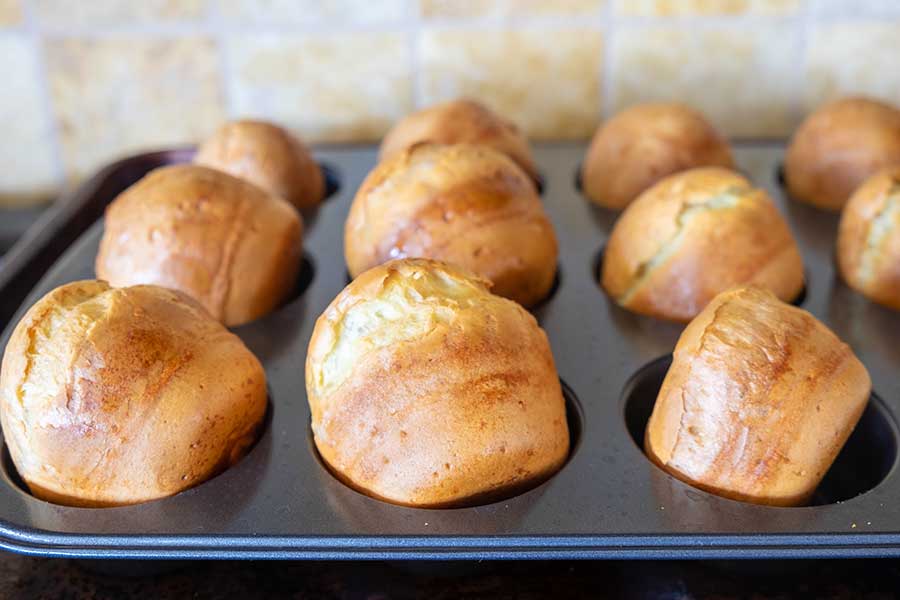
xmin=206 ymin=1 xmax=237 ymax=122
xmin=600 ymin=0 xmax=614 ymax=122
xmin=19 ymin=1 xmax=67 ymax=193
xmin=29 ymin=10 xmax=885 ymax=38
xmin=407 ymin=0 xmax=422 ymax=111
xmin=796 ymin=0 xmax=815 ymax=117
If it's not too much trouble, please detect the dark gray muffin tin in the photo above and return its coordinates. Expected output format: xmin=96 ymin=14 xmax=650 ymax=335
xmin=0 ymin=142 xmax=897 ymax=560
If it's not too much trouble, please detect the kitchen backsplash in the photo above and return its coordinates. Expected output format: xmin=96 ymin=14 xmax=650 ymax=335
xmin=1 ymin=0 xmax=899 ymax=205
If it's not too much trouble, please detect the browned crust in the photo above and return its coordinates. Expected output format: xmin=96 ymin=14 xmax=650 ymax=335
xmin=195 ymin=119 xmax=325 ymax=210
xmin=601 ymin=167 xmax=805 ymax=322
xmin=379 ymin=99 xmax=539 ymax=180
xmin=305 ymin=259 xmax=569 ymax=508
xmin=0 ymin=281 xmax=267 ymax=507
xmin=644 ymin=286 xmax=871 ymax=506
xmin=581 ymin=103 xmax=734 ymax=210
xmin=785 ymin=97 xmax=900 ymax=211
xmin=837 ymin=166 xmax=900 ymax=309
xmin=344 ymin=144 xmax=558 ymax=307
xmin=95 ymin=164 xmax=303 ymax=327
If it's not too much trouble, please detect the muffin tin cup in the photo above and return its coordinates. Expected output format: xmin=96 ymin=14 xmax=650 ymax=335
xmin=0 ymin=142 xmax=898 ymax=560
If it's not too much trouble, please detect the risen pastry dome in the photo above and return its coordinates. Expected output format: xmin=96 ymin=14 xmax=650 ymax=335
xmin=195 ymin=119 xmax=325 ymax=210
xmin=645 ymin=286 xmax=871 ymax=506
xmin=601 ymin=167 xmax=804 ymax=322
xmin=96 ymin=164 xmax=303 ymax=327
xmin=380 ymin=98 xmax=538 ymax=180
xmin=345 ymin=143 xmax=558 ymax=307
xmin=306 ymin=259 xmax=569 ymax=508
xmin=581 ymin=103 xmax=734 ymax=210
xmin=0 ymin=280 xmax=267 ymax=507
xmin=837 ymin=166 xmax=900 ymax=310
xmin=785 ymin=97 xmax=900 ymax=211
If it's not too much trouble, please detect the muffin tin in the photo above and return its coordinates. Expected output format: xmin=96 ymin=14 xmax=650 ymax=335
xmin=0 ymin=142 xmax=898 ymax=560
xmin=0 ymin=206 xmax=44 ymax=258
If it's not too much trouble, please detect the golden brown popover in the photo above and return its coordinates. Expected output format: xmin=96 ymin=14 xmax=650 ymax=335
xmin=96 ymin=164 xmax=303 ymax=327
xmin=581 ymin=103 xmax=734 ymax=209
xmin=602 ymin=167 xmax=804 ymax=322
xmin=380 ymin=98 xmax=538 ymax=180
xmin=306 ymin=259 xmax=569 ymax=508
xmin=785 ymin=97 xmax=900 ymax=211
xmin=837 ymin=166 xmax=900 ymax=309
xmin=345 ymin=143 xmax=557 ymax=307
xmin=195 ymin=119 xmax=325 ymax=210
xmin=0 ymin=281 xmax=267 ymax=507
xmin=645 ymin=286 xmax=871 ymax=506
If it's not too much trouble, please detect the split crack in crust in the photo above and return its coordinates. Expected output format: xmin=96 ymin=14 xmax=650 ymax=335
xmin=305 ymin=259 xmax=569 ymax=507
xmin=618 ymin=186 xmax=750 ymax=303
xmin=16 ymin=282 xmax=110 ymax=447
xmin=667 ymin=298 xmax=730 ymax=466
xmin=19 ymin=289 xmax=97 ymax=400
xmin=11 ymin=283 xmax=126 ymax=491
xmin=858 ymin=183 xmax=900 ymax=285
xmin=311 ymin=264 xmax=488 ymax=398
xmin=667 ymin=295 xmax=805 ymax=476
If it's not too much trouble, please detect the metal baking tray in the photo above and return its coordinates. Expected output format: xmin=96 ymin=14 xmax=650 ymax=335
xmin=0 ymin=142 xmax=897 ymax=560
xmin=0 ymin=206 xmax=45 ymax=258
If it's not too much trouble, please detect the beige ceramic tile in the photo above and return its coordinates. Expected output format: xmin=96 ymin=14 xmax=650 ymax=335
xmin=32 ymin=0 xmax=206 ymax=26
xmin=419 ymin=28 xmax=603 ymax=139
xmin=45 ymin=37 xmax=224 ymax=179
xmin=611 ymin=26 xmax=797 ymax=138
xmin=216 ymin=0 xmax=406 ymax=24
xmin=806 ymin=24 xmax=900 ymax=110
xmin=810 ymin=0 xmax=900 ymax=17
xmin=0 ymin=35 xmax=59 ymax=206
xmin=614 ymin=0 xmax=799 ymax=15
xmin=0 ymin=0 xmax=21 ymax=26
xmin=225 ymin=33 xmax=412 ymax=142
xmin=420 ymin=0 xmax=603 ymax=18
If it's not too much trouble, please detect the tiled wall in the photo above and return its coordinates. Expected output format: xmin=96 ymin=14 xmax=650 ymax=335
xmin=1 ymin=0 xmax=899 ymax=205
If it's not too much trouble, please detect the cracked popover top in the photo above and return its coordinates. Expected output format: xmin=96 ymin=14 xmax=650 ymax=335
xmin=601 ymin=167 xmax=804 ymax=322
xmin=837 ymin=166 xmax=900 ymax=310
xmin=306 ymin=258 xmax=569 ymax=508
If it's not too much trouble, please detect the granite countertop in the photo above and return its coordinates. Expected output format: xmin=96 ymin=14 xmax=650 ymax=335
xmin=1 ymin=555 xmax=898 ymax=599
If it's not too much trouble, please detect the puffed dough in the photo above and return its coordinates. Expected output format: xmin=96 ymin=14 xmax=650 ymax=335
xmin=645 ymin=286 xmax=871 ymax=506
xmin=602 ymin=167 xmax=804 ymax=322
xmin=345 ymin=143 xmax=558 ymax=307
xmin=306 ymin=259 xmax=570 ymax=508
xmin=837 ymin=166 xmax=900 ymax=310
xmin=195 ymin=119 xmax=325 ymax=210
xmin=96 ymin=164 xmax=303 ymax=327
xmin=380 ymin=98 xmax=538 ymax=180
xmin=581 ymin=103 xmax=734 ymax=209
xmin=785 ymin=97 xmax=900 ymax=211
xmin=0 ymin=281 xmax=267 ymax=507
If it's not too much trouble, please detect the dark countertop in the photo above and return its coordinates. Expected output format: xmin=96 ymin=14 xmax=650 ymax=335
xmin=1 ymin=555 xmax=899 ymax=599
